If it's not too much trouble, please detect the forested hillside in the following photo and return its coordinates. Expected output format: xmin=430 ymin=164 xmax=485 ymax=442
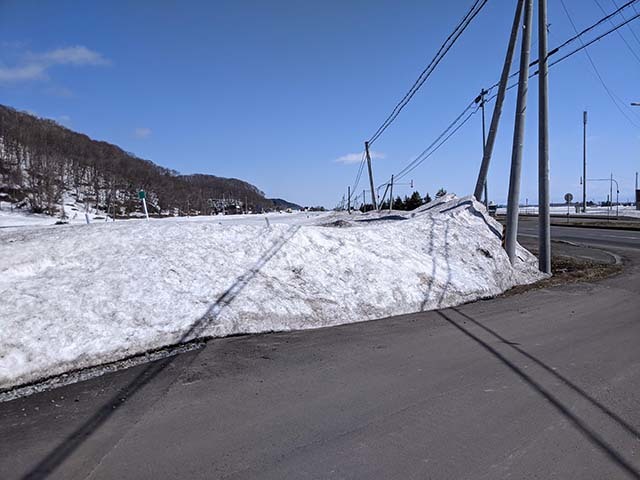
xmin=0 ymin=105 xmax=291 ymax=216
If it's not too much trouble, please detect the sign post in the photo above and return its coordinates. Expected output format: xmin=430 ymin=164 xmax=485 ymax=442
xmin=139 ymin=190 xmax=149 ymax=220
xmin=564 ymin=192 xmax=573 ymax=222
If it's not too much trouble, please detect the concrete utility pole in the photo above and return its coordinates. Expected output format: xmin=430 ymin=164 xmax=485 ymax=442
xmin=364 ymin=141 xmax=378 ymax=210
xmin=582 ymin=111 xmax=587 ymax=213
xmin=505 ymin=0 xmax=533 ymax=264
xmin=389 ymin=174 xmax=394 ymax=213
xmin=479 ymin=88 xmax=489 ymax=208
xmin=474 ymin=0 xmax=525 ymax=201
xmin=538 ymin=0 xmax=551 ymax=274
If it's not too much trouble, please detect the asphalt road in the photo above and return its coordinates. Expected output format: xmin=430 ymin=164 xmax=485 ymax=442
xmin=517 ymin=216 xmax=640 ymax=251
xmin=1 ymin=224 xmax=639 ymax=479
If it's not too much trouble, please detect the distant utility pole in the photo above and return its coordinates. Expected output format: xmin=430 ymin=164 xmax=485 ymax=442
xmin=582 ymin=111 xmax=588 ymax=213
xmin=538 ymin=0 xmax=551 ymax=274
xmin=505 ymin=0 xmax=533 ymax=264
xmin=389 ymin=174 xmax=394 ymax=213
xmin=635 ymin=172 xmax=640 ymax=210
xmin=474 ymin=0 xmax=525 ymax=201
xmin=364 ymin=141 xmax=378 ymax=210
xmin=347 ymin=186 xmax=351 ymax=214
xmin=363 ymin=189 xmax=366 ymax=211
xmin=633 ymin=103 xmax=640 ymax=210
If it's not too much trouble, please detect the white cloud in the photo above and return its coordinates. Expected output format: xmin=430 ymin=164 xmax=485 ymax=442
xmin=0 ymin=45 xmax=110 ymax=85
xmin=0 ymin=63 xmax=46 ymax=82
xmin=335 ymin=151 xmax=386 ymax=164
xmin=32 ymin=46 xmax=110 ymax=66
xmin=134 ymin=127 xmax=152 ymax=139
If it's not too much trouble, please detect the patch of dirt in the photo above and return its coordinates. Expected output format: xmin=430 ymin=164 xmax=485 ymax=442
xmin=550 ymin=220 xmax=640 ymax=231
xmin=320 ymin=220 xmax=352 ymax=228
xmin=503 ymin=252 xmax=623 ymax=297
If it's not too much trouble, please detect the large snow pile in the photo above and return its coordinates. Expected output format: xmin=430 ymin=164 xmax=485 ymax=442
xmin=0 ymin=195 xmax=544 ymax=390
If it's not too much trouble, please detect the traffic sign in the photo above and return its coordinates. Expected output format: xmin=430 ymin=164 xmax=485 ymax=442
xmin=564 ymin=193 xmax=573 ymax=203
xmin=138 ymin=190 xmax=146 ymax=199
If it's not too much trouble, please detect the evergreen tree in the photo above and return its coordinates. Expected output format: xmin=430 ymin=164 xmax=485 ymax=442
xmin=405 ymin=191 xmax=424 ymax=210
xmin=436 ymin=188 xmax=447 ymax=198
xmin=424 ymin=192 xmax=432 ymax=204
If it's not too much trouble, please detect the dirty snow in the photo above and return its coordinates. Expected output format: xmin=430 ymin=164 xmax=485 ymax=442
xmin=0 ymin=195 xmax=545 ymax=390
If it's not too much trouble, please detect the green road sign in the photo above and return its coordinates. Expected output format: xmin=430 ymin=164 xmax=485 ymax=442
xmin=138 ymin=190 xmax=146 ymax=199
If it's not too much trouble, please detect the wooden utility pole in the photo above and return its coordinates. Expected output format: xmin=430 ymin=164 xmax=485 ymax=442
xmin=538 ymin=0 xmax=551 ymax=274
xmin=389 ymin=175 xmax=394 ymax=212
xmin=365 ymin=141 xmax=378 ymax=210
xmin=505 ymin=0 xmax=533 ymax=264
xmin=347 ymin=186 xmax=351 ymax=214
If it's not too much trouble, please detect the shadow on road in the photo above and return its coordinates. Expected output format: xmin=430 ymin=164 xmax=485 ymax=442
xmin=22 ymin=225 xmax=300 ymax=480
xmin=451 ymin=307 xmax=640 ymax=440
xmin=438 ymin=309 xmax=640 ymax=479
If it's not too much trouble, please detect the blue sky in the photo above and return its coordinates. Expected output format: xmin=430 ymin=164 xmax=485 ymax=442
xmin=1 ymin=0 xmax=639 ymax=207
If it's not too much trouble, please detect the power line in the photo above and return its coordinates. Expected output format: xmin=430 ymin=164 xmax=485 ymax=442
xmin=345 ymin=1 xmax=640 ymax=205
xmin=394 ymin=99 xmax=480 ymax=181
xmin=593 ymin=0 xmax=640 ymax=64
xmin=483 ymin=0 xmax=640 ymax=92
xmin=559 ymin=0 xmax=640 ymax=129
xmin=349 ymin=150 xmax=367 ymax=198
xmin=367 ymin=0 xmax=488 ymax=145
xmin=611 ymin=0 xmax=640 ymax=48
xmin=552 ymin=0 xmax=639 ymax=54
xmin=390 ymin=7 xmax=640 ymax=185
xmin=395 ymin=104 xmax=481 ymax=182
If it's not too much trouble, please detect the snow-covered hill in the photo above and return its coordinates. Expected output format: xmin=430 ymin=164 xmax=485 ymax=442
xmin=0 ymin=195 xmax=545 ymax=390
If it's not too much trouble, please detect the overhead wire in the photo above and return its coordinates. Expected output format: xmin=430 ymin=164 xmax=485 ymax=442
xmin=559 ymin=0 xmax=640 ymax=129
xmin=367 ymin=0 xmax=489 ymax=145
xmin=611 ymin=0 xmax=640 ymax=47
xmin=345 ymin=0 xmax=640 ymax=205
xmin=389 ymin=5 xmax=640 ymax=185
xmin=593 ymin=0 xmax=640 ymax=64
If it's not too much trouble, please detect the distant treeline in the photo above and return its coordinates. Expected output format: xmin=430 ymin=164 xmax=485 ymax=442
xmin=0 ymin=105 xmax=293 ymax=216
xmin=359 ymin=188 xmax=446 ymax=212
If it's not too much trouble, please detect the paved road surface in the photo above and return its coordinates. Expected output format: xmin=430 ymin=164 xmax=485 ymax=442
xmin=517 ymin=216 xmax=640 ymax=251
xmin=1 ymin=224 xmax=638 ymax=479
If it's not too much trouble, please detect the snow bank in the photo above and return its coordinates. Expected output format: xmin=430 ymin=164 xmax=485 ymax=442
xmin=0 ymin=194 xmax=110 ymax=229
xmin=495 ymin=204 xmax=640 ymax=218
xmin=0 ymin=195 xmax=544 ymax=390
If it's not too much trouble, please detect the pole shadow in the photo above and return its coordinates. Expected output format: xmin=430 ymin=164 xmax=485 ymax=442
xmin=450 ymin=306 xmax=640 ymax=441
xmin=22 ymin=225 xmax=300 ymax=480
xmin=437 ymin=309 xmax=640 ymax=479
